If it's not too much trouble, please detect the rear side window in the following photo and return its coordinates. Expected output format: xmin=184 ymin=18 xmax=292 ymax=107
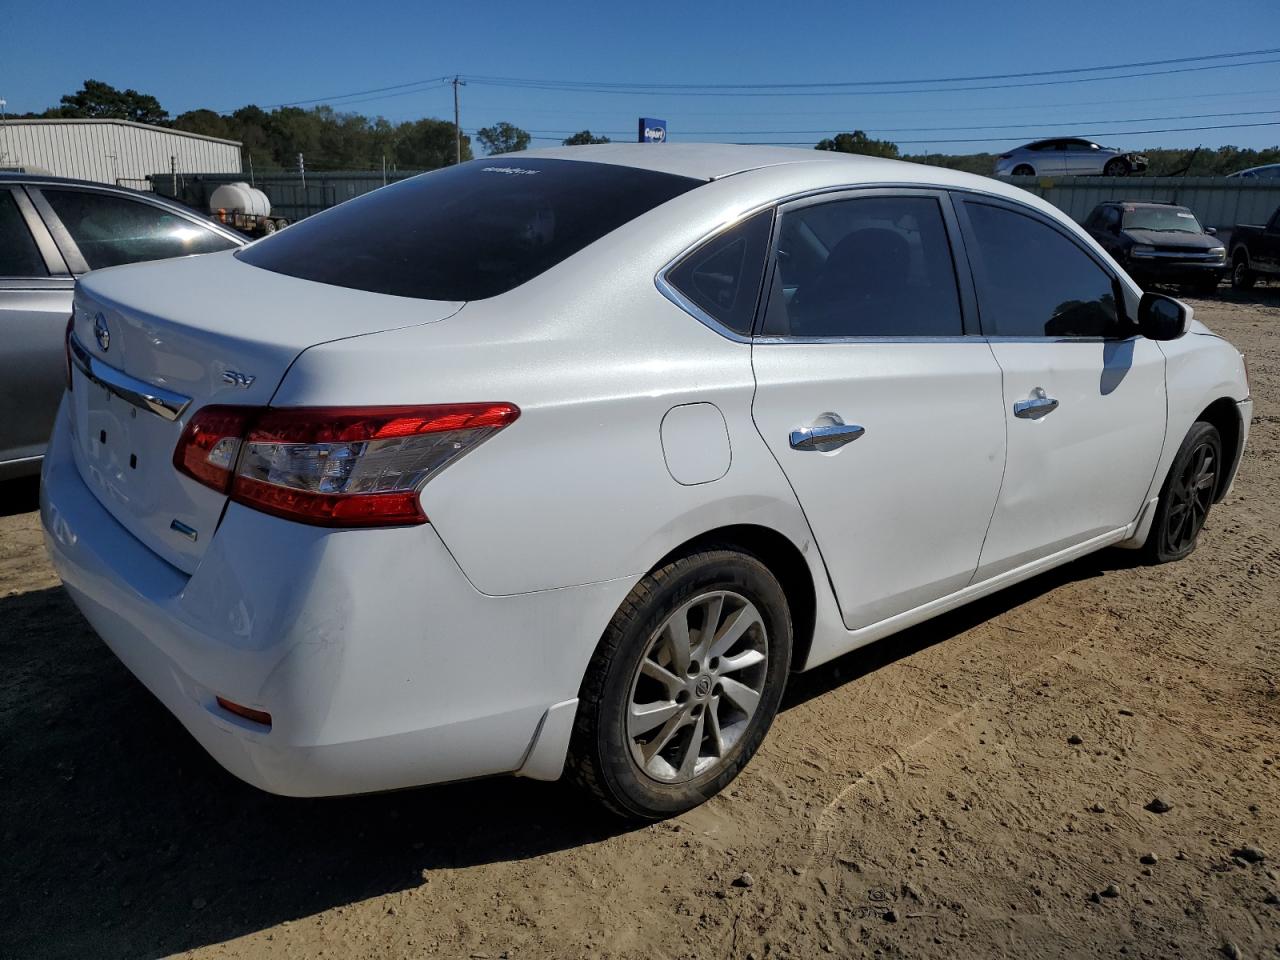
xmin=962 ymin=200 xmax=1123 ymax=338
xmin=42 ymin=189 xmax=237 ymax=270
xmin=0 ymin=191 xmax=47 ymax=277
xmin=238 ymin=159 xmax=702 ymax=301
xmin=665 ymin=209 xmax=772 ymax=335
xmin=763 ymin=195 xmax=964 ymax=338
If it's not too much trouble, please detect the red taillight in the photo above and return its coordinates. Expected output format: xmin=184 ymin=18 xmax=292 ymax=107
xmin=172 ymin=403 xmax=519 ymax=527
xmin=64 ymin=315 xmax=75 ymax=390
xmin=173 ymin=406 xmax=256 ymax=493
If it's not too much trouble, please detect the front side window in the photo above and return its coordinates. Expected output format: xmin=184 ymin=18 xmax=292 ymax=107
xmin=763 ymin=195 xmax=963 ymax=338
xmin=665 ymin=210 xmax=772 ymax=335
xmin=0 ymin=191 xmax=47 ymax=277
xmin=41 ymin=190 xmax=236 ymax=270
xmin=238 ymin=159 xmax=701 ymax=301
xmin=962 ymin=200 xmax=1124 ymax=338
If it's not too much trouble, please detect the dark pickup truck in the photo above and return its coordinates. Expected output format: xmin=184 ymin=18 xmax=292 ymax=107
xmin=1230 ymin=205 xmax=1280 ymax=289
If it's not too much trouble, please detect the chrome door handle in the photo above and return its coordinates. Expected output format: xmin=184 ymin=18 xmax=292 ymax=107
xmin=790 ymin=423 xmax=866 ymax=451
xmin=1013 ymin=388 xmax=1059 ymax=420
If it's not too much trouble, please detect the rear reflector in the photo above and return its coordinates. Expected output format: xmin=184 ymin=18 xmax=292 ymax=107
xmin=173 ymin=403 xmax=520 ymax=527
xmin=216 ymin=696 xmax=272 ymax=727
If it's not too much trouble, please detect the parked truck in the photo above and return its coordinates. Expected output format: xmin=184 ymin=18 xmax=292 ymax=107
xmin=209 ymin=182 xmax=289 ymax=237
xmin=1230 ymin=204 xmax=1280 ymax=289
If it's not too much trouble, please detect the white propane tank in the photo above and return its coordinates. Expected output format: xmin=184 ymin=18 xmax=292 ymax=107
xmin=208 ymin=182 xmax=271 ymax=217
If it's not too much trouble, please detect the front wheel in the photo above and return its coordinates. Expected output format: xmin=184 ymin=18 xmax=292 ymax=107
xmin=568 ymin=549 xmax=793 ymax=819
xmin=1232 ymin=257 xmax=1256 ymax=290
xmin=1104 ymin=158 xmax=1131 ymax=177
xmin=1144 ymin=421 xmax=1222 ymax=563
xmin=1011 ymin=164 xmax=1035 ymax=176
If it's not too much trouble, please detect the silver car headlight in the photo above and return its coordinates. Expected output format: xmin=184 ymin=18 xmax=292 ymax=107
xmin=1209 ymin=246 xmax=1226 ymax=260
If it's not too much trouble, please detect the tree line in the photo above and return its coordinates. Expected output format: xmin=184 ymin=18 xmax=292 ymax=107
xmin=16 ymin=80 xmax=1280 ymax=177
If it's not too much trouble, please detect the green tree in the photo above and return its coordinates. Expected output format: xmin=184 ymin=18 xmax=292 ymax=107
xmin=173 ymin=108 xmax=231 ymax=140
xmin=49 ymin=79 xmax=168 ymax=125
xmin=394 ymin=117 xmax=471 ymax=168
xmin=562 ymin=130 xmax=611 ymax=145
xmin=816 ymin=130 xmax=899 ymax=159
xmin=476 ymin=122 xmax=531 ymax=155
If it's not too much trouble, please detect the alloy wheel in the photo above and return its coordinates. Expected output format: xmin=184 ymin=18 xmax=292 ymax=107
xmin=626 ymin=591 xmax=769 ymax=783
xmin=1163 ymin=441 xmax=1217 ymax=554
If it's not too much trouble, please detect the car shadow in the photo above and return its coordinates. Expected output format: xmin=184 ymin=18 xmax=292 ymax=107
xmin=0 ymin=476 xmax=41 ymax=517
xmin=1 ymin=549 xmax=1138 ymax=959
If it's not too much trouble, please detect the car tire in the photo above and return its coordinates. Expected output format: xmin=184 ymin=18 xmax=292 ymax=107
xmin=1143 ymin=421 xmax=1223 ymax=564
xmin=1012 ymin=164 xmax=1035 ymax=176
xmin=1232 ymin=255 xmax=1256 ymax=290
xmin=1104 ymin=159 xmax=1130 ymax=177
xmin=261 ymin=218 xmax=278 ymax=235
xmin=568 ymin=548 xmax=793 ymax=820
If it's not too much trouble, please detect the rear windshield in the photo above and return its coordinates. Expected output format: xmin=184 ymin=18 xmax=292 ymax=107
xmin=236 ymin=158 xmax=702 ymax=301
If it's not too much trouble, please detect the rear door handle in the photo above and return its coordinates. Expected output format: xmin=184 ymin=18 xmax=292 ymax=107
xmin=790 ymin=423 xmax=866 ymax=451
xmin=1013 ymin=388 xmax=1059 ymax=420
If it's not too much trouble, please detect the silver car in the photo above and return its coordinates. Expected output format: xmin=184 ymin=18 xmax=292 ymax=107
xmin=1226 ymin=163 xmax=1280 ymax=180
xmin=1 ymin=174 xmax=243 ymax=479
xmin=995 ymin=138 xmax=1148 ymax=178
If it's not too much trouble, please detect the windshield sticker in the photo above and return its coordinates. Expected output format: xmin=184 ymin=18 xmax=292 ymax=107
xmin=1176 ymin=212 xmax=1195 ymax=218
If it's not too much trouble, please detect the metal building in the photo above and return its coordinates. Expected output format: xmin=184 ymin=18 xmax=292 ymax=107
xmin=0 ymin=118 xmax=241 ymax=189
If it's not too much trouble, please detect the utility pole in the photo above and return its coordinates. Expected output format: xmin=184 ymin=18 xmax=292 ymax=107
xmin=452 ymin=75 xmax=466 ymax=165
xmin=170 ymin=155 xmax=177 ymax=195
xmin=0 ymin=98 xmax=8 ymax=165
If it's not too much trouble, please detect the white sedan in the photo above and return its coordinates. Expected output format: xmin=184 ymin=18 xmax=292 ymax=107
xmin=42 ymin=144 xmax=1251 ymax=819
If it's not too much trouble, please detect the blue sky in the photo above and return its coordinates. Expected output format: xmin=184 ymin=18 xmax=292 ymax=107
xmin=5 ymin=0 xmax=1280 ymax=155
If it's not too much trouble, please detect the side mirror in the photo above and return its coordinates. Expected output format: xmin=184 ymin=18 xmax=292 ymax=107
xmin=1205 ymin=226 xmax=1218 ymax=236
xmin=1138 ymin=292 xmax=1192 ymax=341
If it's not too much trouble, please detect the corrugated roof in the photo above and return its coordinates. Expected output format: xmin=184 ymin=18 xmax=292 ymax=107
xmin=4 ymin=118 xmax=242 ymax=147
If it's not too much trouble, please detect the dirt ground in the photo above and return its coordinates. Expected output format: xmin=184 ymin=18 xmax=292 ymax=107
xmin=2 ymin=290 xmax=1278 ymax=960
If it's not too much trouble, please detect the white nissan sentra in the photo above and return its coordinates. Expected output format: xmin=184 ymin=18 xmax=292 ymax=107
xmin=42 ymin=144 xmax=1250 ymax=819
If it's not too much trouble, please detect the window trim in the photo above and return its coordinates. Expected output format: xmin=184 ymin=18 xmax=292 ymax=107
xmin=1 ymin=186 xmax=68 ymax=278
xmin=26 ymin=184 xmax=241 ymax=276
xmin=949 ymin=190 xmax=1137 ymax=342
xmin=655 ymin=206 xmax=777 ymax=344
xmin=754 ymin=186 xmax=978 ymax=344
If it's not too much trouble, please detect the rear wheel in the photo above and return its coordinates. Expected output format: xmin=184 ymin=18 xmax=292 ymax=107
xmin=1232 ymin=255 xmax=1256 ymax=290
xmin=261 ymin=218 xmax=278 ymax=235
xmin=1104 ymin=158 xmax=1130 ymax=177
xmin=568 ymin=549 xmax=792 ymax=820
xmin=1144 ymin=421 xmax=1222 ymax=563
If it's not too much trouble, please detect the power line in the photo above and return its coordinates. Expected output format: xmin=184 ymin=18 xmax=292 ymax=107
xmin=465 ymin=57 xmax=1280 ymax=98
xmin=465 ymin=47 xmax=1280 ymax=92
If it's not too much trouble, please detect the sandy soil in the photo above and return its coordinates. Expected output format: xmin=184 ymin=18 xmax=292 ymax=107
xmin=2 ymin=290 xmax=1278 ymax=960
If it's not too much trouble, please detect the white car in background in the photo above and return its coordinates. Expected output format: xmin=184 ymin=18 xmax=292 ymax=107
xmin=42 ymin=144 xmax=1251 ymax=819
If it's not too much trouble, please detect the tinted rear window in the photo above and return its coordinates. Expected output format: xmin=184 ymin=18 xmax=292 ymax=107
xmin=236 ymin=159 xmax=701 ymax=301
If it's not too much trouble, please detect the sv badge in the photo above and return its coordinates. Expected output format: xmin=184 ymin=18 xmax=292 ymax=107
xmin=222 ymin=370 xmax=256 ymax=388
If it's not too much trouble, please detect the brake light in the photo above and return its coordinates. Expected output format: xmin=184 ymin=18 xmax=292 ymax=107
xmin=64 ymin=315 xmax=75 ymax=390
xmin=173 ymin=403 xmax=520 ymax=527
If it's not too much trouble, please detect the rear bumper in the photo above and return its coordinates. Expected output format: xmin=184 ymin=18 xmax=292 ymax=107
xmin=41 ymin=401 xmax=632 ymax=796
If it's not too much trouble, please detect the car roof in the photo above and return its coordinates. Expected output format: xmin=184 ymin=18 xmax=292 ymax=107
xmin=0 ymin=171 xmax=154 ymax=192
xmin=514 ymin=143 xmax=877 ymax=181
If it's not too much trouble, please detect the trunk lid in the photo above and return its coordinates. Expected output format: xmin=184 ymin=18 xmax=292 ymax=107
xmin=68 ymin=250 xmax=462 ymax=574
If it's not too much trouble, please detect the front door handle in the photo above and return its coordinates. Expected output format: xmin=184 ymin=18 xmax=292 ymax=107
xmin=1013 ymin=388 xmax=1059 ymax=420
xmin=790 ymin=422 xmax=866 ymax=451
